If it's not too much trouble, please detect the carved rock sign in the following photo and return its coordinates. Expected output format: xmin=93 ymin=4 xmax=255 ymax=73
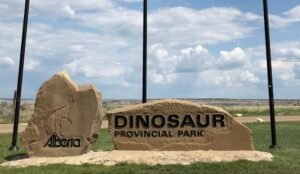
xmin=107 ymin=99 xmax=254 ymax=150
xmin=22 ymin=71 xmax=103 ymax=157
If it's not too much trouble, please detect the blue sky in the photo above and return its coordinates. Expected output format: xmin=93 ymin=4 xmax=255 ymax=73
xmin=0 ymin=0 xmax=300 ymax=99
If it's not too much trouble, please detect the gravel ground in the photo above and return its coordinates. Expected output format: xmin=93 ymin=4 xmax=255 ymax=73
xmin=1 ymin=150 xmax=273 ymax=168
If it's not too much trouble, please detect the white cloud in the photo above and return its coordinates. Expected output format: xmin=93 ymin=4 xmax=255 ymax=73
xmin=220 ymin=47 xmax=245 ymax=61
xmin=269 ymin=15 xmax=292 ymax=28
xmin=271 ymin=60 xmax=295 ymax=70
xmin=66 ymin=61 xmax=124 ymax=78
xmin=240 ymin=70 xmax=260 ymax=83
xmin=270 ymin=5 xmax=300 ymax=28
xmin=218 ymin=47 xmax=249 ymax=69
xmin=64 ymin=57 xmax=132 ymax=87
xmin=244 ymin=12 xmax=262 ymax=21
xmin=199 ymin=70 xmax=260 ymax=87
xmin=150 ymin=44 xmax=169 ymax=61
xmin=148 ymin=45 xmax=259 ymax=86
xmin=284 ymin=5 xmax=300 ymax=19
xmin=252 ymin=41 xmax=300 ymax=83
xmin=61 ymin=4 xmax=76 ymax=18
xmin=66 ymin=58 xmax=125 ymax=78
xmin=25 ymin=59 xmax=40 ymax=71
xmin=0 ymin=23 xmax=22 ymax=65
xmin=118 ymin=0 xmax=142 ymax=3
xmin=30 ymin=0 xmax=115 ymax=19
xmin=149 ymin=44 xmax=210 ymax=84
xmin=181 ymin=45 xmax=209 ymax=57
xmin=76 ymin=6 xmax=142 ymax=40
xmin=248 ymin=42 xmax=300 ymax=85
xmin=148 ymin=7 xmax=257 ymax=45
xmin=148 ymin=44 xmax=178 ymax=84
xmin=1 ymin=0 xmax=300 ymax=98
xmin=294 ymin=63 xmax=300 ymax=79
xmin=176 ymin=45 xmax=211 ymax=73
xmin=271 ymin=42 xmax=300 ymax=61
xmin=0 ymin=1 xmax=24 ymax=20
xmin=150 ymin=72 xmax=176 ymax=84
xmin=0 ymin=57 xmax=15 ymax=69
xmin=278 ymin=73 xmax=294 ymax=81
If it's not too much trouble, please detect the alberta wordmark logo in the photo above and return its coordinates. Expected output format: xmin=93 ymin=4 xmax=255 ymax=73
xmin=44 ymin=133 xmax=81 ymax=148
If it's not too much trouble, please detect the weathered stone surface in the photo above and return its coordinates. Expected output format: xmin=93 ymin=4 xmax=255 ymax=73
xmin=107 ymin=99 xmax=254 ymax=151
xmin=22 ymin=71 xmax=103 ymax=157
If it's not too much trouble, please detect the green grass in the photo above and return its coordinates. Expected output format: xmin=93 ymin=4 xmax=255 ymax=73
xmin=0 ymin=122 xmax=300 ymax=174
xmin=0 ymin=118 xmax=11 ymax=124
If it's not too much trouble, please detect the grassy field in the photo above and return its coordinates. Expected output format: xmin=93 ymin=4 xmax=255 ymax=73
xmin=1 ymin=100 xmax=300 ymax=124
xmin=0 ymin=122 xmax=300 ymax=174
xmin=224 ymin=105 xmax=300 ymax=116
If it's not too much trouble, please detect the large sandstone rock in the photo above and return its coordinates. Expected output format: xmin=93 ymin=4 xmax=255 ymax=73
xmin=107 ymin=99 xmax=254 ymax=151
xmin=22 ymin=71 xmax=103 ymax=157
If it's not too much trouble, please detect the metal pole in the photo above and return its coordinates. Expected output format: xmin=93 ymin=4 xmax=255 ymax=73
xmin=9 ymin=0 xmax=30 ymax=151
xmin=263 ymin=0 xmax=278 ymax=149
xmin=10 ymin=90 xmax=17 ymax=123
xmin=142 ymin=0 xmax=148 ymax=103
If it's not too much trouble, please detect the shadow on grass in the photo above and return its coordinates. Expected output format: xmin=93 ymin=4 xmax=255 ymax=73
xmin=5 ymin=153 xmax=28 ymax=162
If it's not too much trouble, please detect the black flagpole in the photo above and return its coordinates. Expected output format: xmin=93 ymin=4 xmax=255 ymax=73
xmin=263 ymin=0 xmax=278 ymax=149
xmin=142 ymin=0 xmax=148 ymax=103
xmin=9 ymin=0 xmax=30 ymax=151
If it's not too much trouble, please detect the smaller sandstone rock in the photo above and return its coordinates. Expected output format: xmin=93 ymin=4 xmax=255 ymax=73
xmin=256 ymin=118 xmax=264 ymax=123
xmin=22 ymin=71 xmax=103 ymax=157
